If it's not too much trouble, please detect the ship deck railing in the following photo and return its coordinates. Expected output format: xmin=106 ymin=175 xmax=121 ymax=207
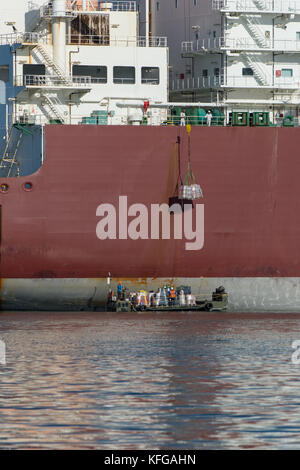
xmin=137 ymin=37 xmax=168 ymax=48
xmin=0 ymin=32 xmax=167 ymax=48
xmin=171 ymin=76 xmax=222 ymax=92
xmin=170 ymin=74 xmax=300 ymax=91
xmin=15 ymin=74 xmax=161 ymax=89
xmin=0 ymin=32 xmax=48 ymax=46
xmin=182 ymin=37 xmax=300 ymax=54
xmin=167 ymin=117 xmax=227 ymax=127
xmin=222 ymin=75 xmax=300 ymax=89
xmin=38 ymin=0 xmax=137 ymax=17
xmin=165 ymin=116 xmax=300 ymax=128
xmin=9 ymin=112 xmax=300 ymax=128
xmin=212 ymin=0 xmax=300 ymax=14
xmin=67 ymin=35 xmax=167 ymax=47
xmin=223 ymin=38 xmax=300 ymax=53
xmin=15 ymin=74 xmax=93 ymax=88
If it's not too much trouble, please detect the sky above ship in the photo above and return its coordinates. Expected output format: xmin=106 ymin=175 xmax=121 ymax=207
xmin=1 ymin=0 xmax=46 ymax=34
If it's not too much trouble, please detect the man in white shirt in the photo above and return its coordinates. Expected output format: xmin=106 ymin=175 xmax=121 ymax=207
xmin=206 ymin=110 xmax=212 ymax=126
xmin=180 ymin=109 xmax=186 ymax=126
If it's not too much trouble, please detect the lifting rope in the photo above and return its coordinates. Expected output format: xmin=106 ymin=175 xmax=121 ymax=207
xmin=181 ymin=125 xmax=203 ymax=200
xmin=183 ymin=125 xmax=196 ymax=186
xmin=173 ymin=134 xmax=183 ymax=199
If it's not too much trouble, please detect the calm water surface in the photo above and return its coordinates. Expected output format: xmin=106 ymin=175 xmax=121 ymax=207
xmin=0 ymin=311 xmax=300 ymax=449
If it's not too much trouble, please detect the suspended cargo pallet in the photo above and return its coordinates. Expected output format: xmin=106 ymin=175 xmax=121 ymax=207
xmin=169 ymin=126 xmax=203 ymax=209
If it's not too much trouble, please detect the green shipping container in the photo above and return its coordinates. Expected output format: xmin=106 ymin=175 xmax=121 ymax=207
xmin=197 ymin=108 xmax=206 ymax=126
xmin=251 ymin=112 xmax=270 ymax=127
xmin=170 ymin=107 xmax=182 ymax=125
xmin=232 ymin=112 xmax=249 ymax=126
xmin=97 ymin=118 xmax=108 ymax=125
xmin=91 ymin=110 xmax=108 ymax=117
xmin=83 ymin=117 xmax=97 ymax=125
xmin=185 ymin=108 xmax=198 ymax=126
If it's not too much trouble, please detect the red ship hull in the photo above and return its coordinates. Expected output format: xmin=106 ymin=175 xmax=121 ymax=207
xmin=0 ymin=125 xmax=300 ymax=311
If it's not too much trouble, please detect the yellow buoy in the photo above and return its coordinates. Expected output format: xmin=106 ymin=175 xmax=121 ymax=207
xmin=186 ymin=124 xmax=191 ymax=135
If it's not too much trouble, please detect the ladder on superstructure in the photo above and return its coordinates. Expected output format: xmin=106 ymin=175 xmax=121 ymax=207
xmin=35 ymin=43 xmax=72 ymax=86
xmin=42 ymin=94 xmax=65 ymax=122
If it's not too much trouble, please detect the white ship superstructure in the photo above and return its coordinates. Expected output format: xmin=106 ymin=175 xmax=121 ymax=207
xmin=149 ymin=0 xmax=300 ymax=119
xmin=0 ymin=0 xmax=168 ymax=129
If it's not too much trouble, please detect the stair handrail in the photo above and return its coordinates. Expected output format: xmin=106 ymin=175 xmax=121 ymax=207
xmin=35 ymin=43 xmax=73 ymax=85
xmin=244 ymin=15 xmax=270 ymax=48
xmin=242 ymin=52 xmax=271 ymax=85
xmin=41 ymin=93 xmax=65 ymax=122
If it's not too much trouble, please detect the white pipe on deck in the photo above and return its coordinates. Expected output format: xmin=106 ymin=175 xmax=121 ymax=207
xmin=145 ymin=0 xmax=149 ymax=47
xmin=98 ymin=97 xmax=222 ymax=107
xmin=52 ymin=0 xmax=67 ymax=74
xmin=116 ymin=101 xmax=223 ymax=108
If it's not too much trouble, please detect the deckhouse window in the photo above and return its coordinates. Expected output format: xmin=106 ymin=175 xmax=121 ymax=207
xmin=242 ymin=68 xmax=253 ymax=76
xmin=23 ymin=64 xmax=45 ymax=76
xmin=282 ymin=69 xmax=293 ymax=77
xmin=23 ymin=64 xmax=46 ymax=85
xmin=72 ymin=65 xmax=107 ymax=83
xmin=141 ymin=67 xmax=159 ymax=85
xmin=113 ymin=66 xmax=135 ymax=84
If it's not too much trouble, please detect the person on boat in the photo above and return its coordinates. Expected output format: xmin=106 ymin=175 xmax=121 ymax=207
xmin=117 ymin=282 xmax=124 ymax=299
xmin=169 ymin=287 xmax=176 ymax=305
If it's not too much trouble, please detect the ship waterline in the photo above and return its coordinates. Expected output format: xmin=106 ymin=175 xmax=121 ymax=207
xmin=1 ymin=277 xmax=300 ymax=312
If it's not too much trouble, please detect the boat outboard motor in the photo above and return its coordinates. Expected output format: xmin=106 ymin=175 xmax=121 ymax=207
xmin=213 ymin=286 xmax=226 ymax=301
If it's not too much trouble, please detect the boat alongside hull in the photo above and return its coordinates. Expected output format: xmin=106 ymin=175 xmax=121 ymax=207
xmin=1 ymin=277 xmax=300 ymax=312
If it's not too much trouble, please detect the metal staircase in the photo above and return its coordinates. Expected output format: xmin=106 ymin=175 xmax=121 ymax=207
xmin=244 ymin=15 xmax=270 ymax=48
xmin=35 ymin=43 xmax=72 ymax=86
xmin=42 ymin=94 xmax=65 ymax=122
xmin=33 ymin=43 xmax=73 ymax=121
xmin=238 ymin=5 xmax=271 ymax=86
xmin=241 ymin=52 xmax=270 ymax=85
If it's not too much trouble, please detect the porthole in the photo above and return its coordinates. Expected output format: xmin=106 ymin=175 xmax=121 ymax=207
xmin=23 ymin=182 xmax=33 ymax=192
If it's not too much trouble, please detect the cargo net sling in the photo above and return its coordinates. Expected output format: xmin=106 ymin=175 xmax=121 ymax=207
xmin=180 ymin=163 xmax=203 ymax=200
xmin=170 ymin=127 xmax=203 ymax=209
